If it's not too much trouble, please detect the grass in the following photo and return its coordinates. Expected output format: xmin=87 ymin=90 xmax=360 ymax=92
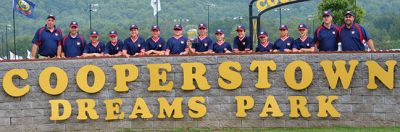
xmin=119 ymin=127 xmax=400 ymax=132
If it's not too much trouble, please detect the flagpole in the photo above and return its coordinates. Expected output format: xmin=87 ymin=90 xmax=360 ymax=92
xmin=156 ymin=0 xmax=159 ymax=26
xmin=13 ymin=1 xmax=16 ymax=60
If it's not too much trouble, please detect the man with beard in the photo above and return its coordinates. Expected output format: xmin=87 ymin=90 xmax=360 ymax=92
xmin=339 ymin=11 xmax=376 ymax=51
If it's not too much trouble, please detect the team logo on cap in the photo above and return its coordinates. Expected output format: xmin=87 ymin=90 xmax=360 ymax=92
xmin=153 ymin=26 xmax=157 ymax=28
xmin=111 ymin=31 xmax=115 ymax=34
xmin=93 ymin=31 xmax=97 ymax=34
xmin=261 ymin=32 xmax=264 ymax=34
xmin=200 ymin=24 xmax=204 ymax=26
xmin=300 ymin=25 xmax=304 ymax=28
xmin=347 ymin=11 xmax=351 ymax=14
xmin=324 ymin=11 xmax=328 ymax=14
xmin=281 ymin=25 xmax=285 ymax=28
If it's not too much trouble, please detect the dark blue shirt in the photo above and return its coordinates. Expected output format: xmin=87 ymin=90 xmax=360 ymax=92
xmin=104 ymin=40 xmax=124 ymax=55
xmin=255 ymin=42 xmax=273 ymax=52
xmin=83 ymin=42 xmax=105 ymax=54
xmin=213 ymin=41 xmax=232 ymax=53
xmin=166 ymin=36 xmax=189 ymax=54
xmin=293 ymin=37 xmax=315 ymax=50
xmin=145 ymin=37 xmax=167 ymax=51
xmin=62 ymin=33 xmax=85 ymax=58
xmin=233 ymin=36 xmax=252 ymax=51
xmin=191 ymin=37 xmax=213 ymax=52
xmin=32 ymin=26 xmax=63 ymax=57
xmin=273 ymin=37 xmax=295 ymax=52
xmin=314 ymin=25 xmax=339 ymax=51
xmin=339 ymin=24 xmax=371 ymax=51
xmin=123 ymin=37 xmax=146 ymax=55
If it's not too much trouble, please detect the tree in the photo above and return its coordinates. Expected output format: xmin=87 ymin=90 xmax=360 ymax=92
xmin=317 ymin=0 xmax=365 ymax=25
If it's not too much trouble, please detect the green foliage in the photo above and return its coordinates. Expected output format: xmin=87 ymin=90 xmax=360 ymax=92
xmin=318 ymin=0 xmax=365 ymax=25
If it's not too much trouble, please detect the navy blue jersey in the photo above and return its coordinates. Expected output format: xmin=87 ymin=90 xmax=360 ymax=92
xmin=104 ymin=40 xmax=124 ymax=55
xmin=83 ymin=42 xmax=105 ymax=54
xmin=293 ymin=37 xmax=315 ymax=50
xmin=213 ymin=41 xmax=232 ymax=53
xmin=123 ymin=37 xmax=146 ymax=55
xmin=191 ymin=37 xmax=213 ymax=52
xmin=273 ymin=37 xmax=295 ymax=52
xmin=314 ymin=24 xmax=340 ymax=51
xmin=166 ymin=36 xmax=189 ymax=54
xmin=32 ymin=26 xmax=63 ymax=57
xmin=145 ymin=37 xmax=167 ymax=51
xmin=339 ymin=24 xmax=371 ymax=51
xmin=255 ymin=42 xmax=273 ymax=52
xmin=233 ymin=36 xmax=252 ymax=51
xmin=62 ymin=34 xmax=85 ymax=58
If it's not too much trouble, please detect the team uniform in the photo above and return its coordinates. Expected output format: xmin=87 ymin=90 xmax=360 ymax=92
xmin=339 ymin=11 xmax=371 ymax=51
xmin=293 ymin=37 xmax=315 ymax=50
xmin=191 ymin=36 xmax=213 ymax=52
xmin=105 ymin=40 xmax=124 ymax=55
xmin=166 ymin=36 xmax=189 ymax=55
xmin=83 ymin=42 xmax=105 ymax=54
xmin=32 ymin=26 xmax=63 ymax=58
xmin=256 ymin=42 xmax=273 ymax=52
xmin=123 ymin=37 xmax=146 ymax=55
xmin=62 ymin=33 xmax=85 ymax=58
xmin=213 ymin=41 xmax=232 ymax=53
xmin=233 ymin=36 xmax=252 ymax=51
xmin=314 ymin=24 xmax=340 ymax=51
xmin=272 ymin=37 xmax=295 ymax=52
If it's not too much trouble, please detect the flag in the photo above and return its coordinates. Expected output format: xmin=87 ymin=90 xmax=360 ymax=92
xmin=151 ymin=0 xmax=161 ymax=16
xmin=13 ymin=0 xmax=36 ymax=19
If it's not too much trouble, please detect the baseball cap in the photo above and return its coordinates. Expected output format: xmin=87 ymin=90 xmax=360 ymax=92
xmin=109 ymin=31 xmax=118 ymax=37
xmin=279 ymin=25 xmax=288 ymax=30
xmin=258 ymin=31 xmax=268 ymax=38
xmin=198 ymin=23 xmax=207 ymax=29
xmin=298 ymin=24 xmax=308 ymax=30
xmin=345 ymin=11 xmax=354 ymax=16
xmin=90 ymin=31 xmax=99 ymax=37
xmin=322 ymin=10 xmax=332 ymax=17
xmin=151 ymin=25 xmax=160 ymax=31
xmin=130 ymin=24 xmax=139 ymax=30
xmin=173 ymin=24 xmax=183 ymax=30
xmin=47 ymin=15 xmax=56 ymax=20
xmin=215 ymin=29 xmax=224 ymax=34
xmin=236 ymin=25 xmax=246 ymax=31
xmin=70 ymin=21 xmax=79 ymax=27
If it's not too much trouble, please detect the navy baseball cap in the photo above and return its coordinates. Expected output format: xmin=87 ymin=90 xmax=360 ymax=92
xmin=279 ymin=25 xmax=288 ymax=30
xmin=47 ymin=15 xmax=56 ymax=20
xmin=215 ymin=29 xmax=224 ymax=34
xmin=345 ymin=11 xmax=354 ymax=16
xmin=109 ymin=31 xmax=118 ymax=37
xmin=236 ymin=25 xmax=246 ymax=31
xmin=70 ymin=21 xmax=79 ymax=27
xmin=298 ymin=24 xmax=308 ymax=30
xmin=198 ymin=23 xmax=207 ymax=29
xmin=258 ymin=31 xmax=268 ymax=38
xmin=151 ymin=25 xmax=160 ymax=31
xmin=90 ymin=31 xmax=99 ymax=37
xmin=130 ymin=24 xmax=139 ymax=30
xmin=322 ymin=10 xmax=332 ymax=17
xmin=173 ymin=24 xmax=183 ymax=30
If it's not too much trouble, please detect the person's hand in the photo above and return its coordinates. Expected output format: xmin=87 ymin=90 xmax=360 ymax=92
xmin=30 ymin=57 xmax=36 ymax=60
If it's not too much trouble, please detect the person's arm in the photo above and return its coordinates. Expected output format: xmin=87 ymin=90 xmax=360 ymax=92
xmin=367 ymin=39 xmax=376 ymax=51
xmin=300 ymin=47 xmax=315 ymax=52
xmin=57 ymin=45 xmax=62 ymax=58
xmin=31 ymin=44 xmax=38 ymax=59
